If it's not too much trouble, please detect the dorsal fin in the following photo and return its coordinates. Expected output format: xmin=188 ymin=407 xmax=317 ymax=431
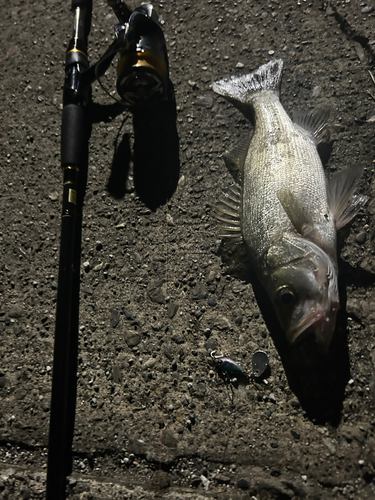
xmin=293 ymin=107 xmax=330 ymax=145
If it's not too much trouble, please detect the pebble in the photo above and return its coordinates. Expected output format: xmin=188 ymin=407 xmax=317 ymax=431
xmin=125 ymin=332 xmax=141 ymax=347
xmin=215 ymin=474 xmax=230 ymax=484
xmin=167 ymin=302 xmax=179 ymax=319
xmin=233 ymin=308 xmax=243 ymax=325
xmin=312 ymin=85 xmax=321 ymax=98
xmin=195 ymin=96 xmax=213 ymax=108
xmin=236 ymin=479 xmax=250 ymax=490
xmin=268 ymin=393 xmax=276 ymax=403
xmin=322 ymin=437 xmax=337 ymax=454
xmin=291 ymin=430 xmax=301 ymax=440
xmin=208 ymin=296 xmax=217 ymax=307
xmin=147 ymin=281 xmax=166 ymax=304
xmin=161 ymin=427 xmax=178 ymax=448
xmin=236 ymin=62 xmax=244 ymax=68
xmin=232 ymin=282 xmax=248 ymax=293
xmin=166 ymin=213 xmax=175 ymax=226
xmin=361 ymin=5 xmax=374 ymax=13
xmin=22 ymin=489 xmax=31 ymax=500
xmin=214 ymin=315 xmax=231 ymax=330
xmin=112 ymin=365 xmax=122 ymax=383
xmin=8 ymin=306 xmax=24 ymax=318
xmin=356 ymin=232 xmax=366 ymax=244
xmin=200 ymin=475 xmax=210 ymax=490
xmin=111 ymin=309 xmax=120 ymax=328
xmin=191 ymin=284 xmax=208 ymax=300
xmin=48 ymin=191 xmax=59 ymax=201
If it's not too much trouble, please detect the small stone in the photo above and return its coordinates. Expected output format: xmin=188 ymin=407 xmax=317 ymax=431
xmin=111 ymin=309 xmax=120 ymax=328
xmin=200 ymin=475 xmax=210 ymax=491
xmin=95 ymin=241 xmax=103 ymax=251
xmin=268 ymin=393 xmax=276 ymax=403
xmin=48 ymin=191 xmax=59 ymax=201
xmin=291 ymin=430 xmax=300 ymax=440
xmin=161 ymin=427 xmax=178 ymax=448
xmin=233 ymin=308 xmax=243 ymax=325
xmin=232 ymin=282 xmax=248 ymax=293
xmin=215 ymin=474 xmax=230 ymax=484
xmin=68 ymin=478 xmax=77 ymax=487
xmin=361 ymin=5 xmax=374 ymax=13
xmin=166 ymin=213 xmax=175 ymax=226
xmin=214 ymin=315 xmax=231 ymax=330
xmin=83 ymin=261 xmax=90 ymax=272
xmin=208 ymin=296 xmax=217 ymax=307
xmin=142 ymin=357 xmax=157 ymax=370
xmin=268 ymin=50 xmax=275 ymax=55
xmin=172 ymin=335 xmax=185 ymax=345
xmin=195 ymin=96 xmax=213 ymax=108
xmin=312 ymin=85 xmax=321 ymax=98
xmin=167 ymin=302 xmax=179 ymax=319
xmin=191 ymin=284 xmax=208 ymax=300
xmin=322 ymin=437 xmax=336 ymax=454
xmin=191 ymin=477 xmax=202 ymax=488
xmin=236 ymin=62 xmax=244 ymax=68
xmin=236 ymin=479 xmax=250 ymax=490
xmin=15 ymin=389 xmax=27 ymax=401
xmin=125 ymin=332 xmax=141 ymax=347
xmin=151 ymin=470 xmax=171 ymax=489
xmin=147 ymin=280 xmax=166 ymax=304
xmin=112 ymin=365 xmax=122 ymax=383
xmin=8 ymin=306 xmax=24 ymax=318
xmin=356 ymin=232 xmax=366 ymax=244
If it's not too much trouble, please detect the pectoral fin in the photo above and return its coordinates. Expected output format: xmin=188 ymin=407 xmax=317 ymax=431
xmin=327 ymin=167 xmax=369 ymax=230
xmin=277 ymin=189 xmax=314 ymax=234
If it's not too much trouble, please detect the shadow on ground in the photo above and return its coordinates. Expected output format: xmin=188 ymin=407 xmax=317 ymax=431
xmin=217 ymin=241 xmax=371 ymax=426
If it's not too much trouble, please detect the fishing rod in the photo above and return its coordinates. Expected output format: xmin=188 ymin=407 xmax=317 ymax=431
xmin=46 ymin=1 xmax=170 ymax=498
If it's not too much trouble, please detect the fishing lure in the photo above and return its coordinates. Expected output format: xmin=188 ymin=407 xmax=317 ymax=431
xmin=210 ymin=350 xmax=244 ymax=376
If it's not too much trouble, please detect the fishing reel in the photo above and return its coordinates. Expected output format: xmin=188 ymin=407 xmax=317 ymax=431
xmin=85 ymin=1 xmax=170 ymax=107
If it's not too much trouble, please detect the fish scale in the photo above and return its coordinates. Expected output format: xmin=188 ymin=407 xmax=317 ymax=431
xmin=243 ymin=91 xmax=333 ymax=260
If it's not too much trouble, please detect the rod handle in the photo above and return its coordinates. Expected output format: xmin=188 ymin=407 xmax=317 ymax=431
xmin=61 ymin=104 xmax=87 ymax=168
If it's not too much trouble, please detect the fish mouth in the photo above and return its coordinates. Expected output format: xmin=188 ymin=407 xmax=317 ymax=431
xmin=286 ymin=303 xmax=325 ymax=345
xmin=286 ymin=301 xmax=338 ymax=348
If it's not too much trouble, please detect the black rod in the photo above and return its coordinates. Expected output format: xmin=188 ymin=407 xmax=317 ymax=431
xmin=46 ymin=1 xmax=92 ymax=498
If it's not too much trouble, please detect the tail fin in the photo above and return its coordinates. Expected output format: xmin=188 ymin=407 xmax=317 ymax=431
xmin=212 ymin=59 xmax=283 ymax=110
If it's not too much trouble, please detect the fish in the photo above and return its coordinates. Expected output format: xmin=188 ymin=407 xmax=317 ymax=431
xmin=212 ymin=59 xmax=368 ymax=350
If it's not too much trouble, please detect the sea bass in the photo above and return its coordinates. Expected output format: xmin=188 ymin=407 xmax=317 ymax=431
xmin=212 ymin=59 xmax=368 ymax=350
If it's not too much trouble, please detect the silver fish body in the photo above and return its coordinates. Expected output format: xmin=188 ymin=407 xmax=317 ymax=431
xmin=212 ymin=60 xmax=368 ymax=350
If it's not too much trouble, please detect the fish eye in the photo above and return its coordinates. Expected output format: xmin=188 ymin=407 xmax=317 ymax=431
xmin=276 ymin=286 xmax=296 ymax=307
